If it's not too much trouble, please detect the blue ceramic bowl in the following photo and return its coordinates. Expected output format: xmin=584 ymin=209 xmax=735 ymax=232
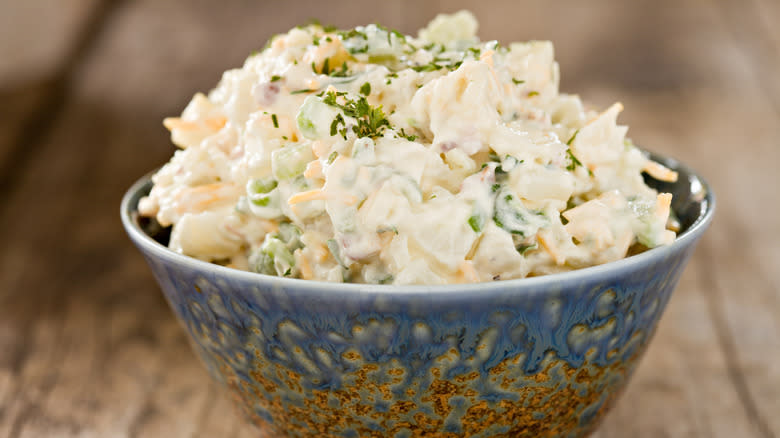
xmin=122 ymin=153 xmax=714 ymax=438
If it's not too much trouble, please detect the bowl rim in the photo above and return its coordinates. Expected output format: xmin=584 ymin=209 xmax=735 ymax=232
xmin=121 ymin=151 xmax=715 ymax=295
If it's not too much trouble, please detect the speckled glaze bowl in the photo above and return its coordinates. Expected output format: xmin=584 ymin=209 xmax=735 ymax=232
xmin=122 ymin=153 xmax=714 ymax=438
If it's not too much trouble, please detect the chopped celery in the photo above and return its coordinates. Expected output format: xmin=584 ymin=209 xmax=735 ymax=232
xmin=278 ymin=222 xmax=303 ymax=250
xmin=468 ymin=205 xmax=485 ymax=233
xmin=249 ymin=235 xmax=296 ymax=276
xmin=492 ymin=186 xmax=548 ymax=237
xmin=272 ymin=143 xmax=315 ymax=180
xmin=326 ymin=239 xmax=345 ymax=267
xmin=246 ymin=178 xmax=283 ymax=219
xmin=248 ymin=177 xmax=277 ymax=194
xmin=296 ymin=95 xmax=342 ymax=140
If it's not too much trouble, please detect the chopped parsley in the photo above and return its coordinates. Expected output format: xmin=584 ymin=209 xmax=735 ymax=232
xmin=330 ymin=113 xmax=346 ymax=138
xmin=527 ymin=91 xmax=540 ymax=97
xmin=270 ymin=75 xmax=281 ymax=82
xmin=329 ymin=61 xmax=350 ymax=77
xmin=398 ymin=128 xmax=417 ymax=141
xmin=512 ymin=78 xmax=525 ymax=85
xmin=339 ymin=28 xmax=368 ymax=40
xmin=320 ymin=90 xmax=391 ymax=139
xmin=412 ymin=63 xmax=442 ymax=72
xmin=359 ymin=82 xmax=371 ymax=96
xmin=271 ymin=114 xmax=279 ymax=128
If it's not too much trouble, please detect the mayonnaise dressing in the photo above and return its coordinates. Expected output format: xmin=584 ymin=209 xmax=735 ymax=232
xmin=138 ymin=11 xmax=678 ymax=284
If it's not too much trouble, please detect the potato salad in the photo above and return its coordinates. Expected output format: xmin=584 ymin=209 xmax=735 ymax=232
xmin=138 ymin=11 xmax=678 ymax=285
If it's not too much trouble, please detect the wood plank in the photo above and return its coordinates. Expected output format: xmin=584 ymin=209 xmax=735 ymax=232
xmin=0 ymin=0 xmax=102 ymax=89
xmin=0 ymin=0 xmax=777 ymax=436
xmin=0 ymin=0 xmax=121 ymax=216
xmin=594 ymin=253 xmax=756 ymax=438
xmin=715 ymin=0 xmax=780 ymax=117
xmin=0 ymin=2 xmax=406 ymax=437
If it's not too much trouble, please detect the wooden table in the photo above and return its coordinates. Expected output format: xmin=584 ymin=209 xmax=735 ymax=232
xmin=1 ymin=1 xmax=777 ymax=436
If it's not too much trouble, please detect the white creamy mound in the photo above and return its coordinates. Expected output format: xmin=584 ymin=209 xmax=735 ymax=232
xmin=139 ymin=11 xmax=678 ymax=285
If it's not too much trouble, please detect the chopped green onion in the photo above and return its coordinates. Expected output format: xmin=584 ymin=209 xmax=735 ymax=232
xmin=468 ymin=212 xmax=485 ymax=233
xmin=272 ymin=143 xmax=315 ymax=180
xmin=360 ymin=82 xmax=371 ymax=96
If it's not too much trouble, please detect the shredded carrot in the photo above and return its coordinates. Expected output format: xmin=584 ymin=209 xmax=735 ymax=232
xmin=272 ymin=37 xmax=286 ymax=50
xmin=163 ymin=117 xmax=198 ymax=132
xmin=163 ymin=116 xmax=226 ymax=133
xmin=315 ymin=244 xmax=329 ymax=263
xmin=204 ymin=116 xmax=228 ymax=131
xmin=655 ymin=193 xmax=673 ymax=220
xmin=303 ymin=160 xmax=324 ymax=179
xmin=643 ymin=161 xmax=678 ymax=182
xmin=260 ymin=219 xmax=280 ymax=233
xmin=311 ymin=140 xmax=329 ymax=158
xmin=537 ymin=231 xmax=566 ymax=266
xmin=295 ymin=251 xmax=313 ymax=280
xmin=458 ymin=261 xmax=479 ymax=283
xmin=287 ymin=189 xmax=327 ymax=205
xmin=479 ymin=49 xmax=495 ymax=67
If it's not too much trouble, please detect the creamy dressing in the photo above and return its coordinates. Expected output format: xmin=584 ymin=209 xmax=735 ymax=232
xmin=138 ymin=11 xmax=678 ymax=285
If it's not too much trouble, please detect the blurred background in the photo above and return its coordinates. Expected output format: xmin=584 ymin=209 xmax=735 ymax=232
xmin=0 ymin=0 xmax=778 ymax=437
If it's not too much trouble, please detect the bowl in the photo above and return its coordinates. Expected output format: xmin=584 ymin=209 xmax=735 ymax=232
xmin=121 ymin=152 xmax=714 ymax=437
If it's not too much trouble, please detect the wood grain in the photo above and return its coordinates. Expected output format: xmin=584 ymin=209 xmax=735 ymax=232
xmin=0 ymin=0 xmax=102 ymax=89
xmin=0 ymin=0 xmax=778 ymax=437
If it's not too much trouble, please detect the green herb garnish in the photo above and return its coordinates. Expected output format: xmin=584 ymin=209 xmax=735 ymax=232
xmin=360 ymin=82 xmax=371 ymax=96
xmin=330 ymin=113 xmax=346 ymax=138
xmin=468 ymin=213 xmax=484 ymax=233
xmin=321 ymin=90 xmax=391 ymax=139
xmin=566 ymin=149 xmax=584 ymax=171
xmin=566 ymin=129 xmax=579 ymax=146
xmin=398 ymin=128 xmax=417 ymax=141
xmin=329 ymin=61 xmax=350 ymax=77
xmin=270 ymin=75 xmax=281 ymax=82
xmin=271 ymin=114 xmax=279 ymax=128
